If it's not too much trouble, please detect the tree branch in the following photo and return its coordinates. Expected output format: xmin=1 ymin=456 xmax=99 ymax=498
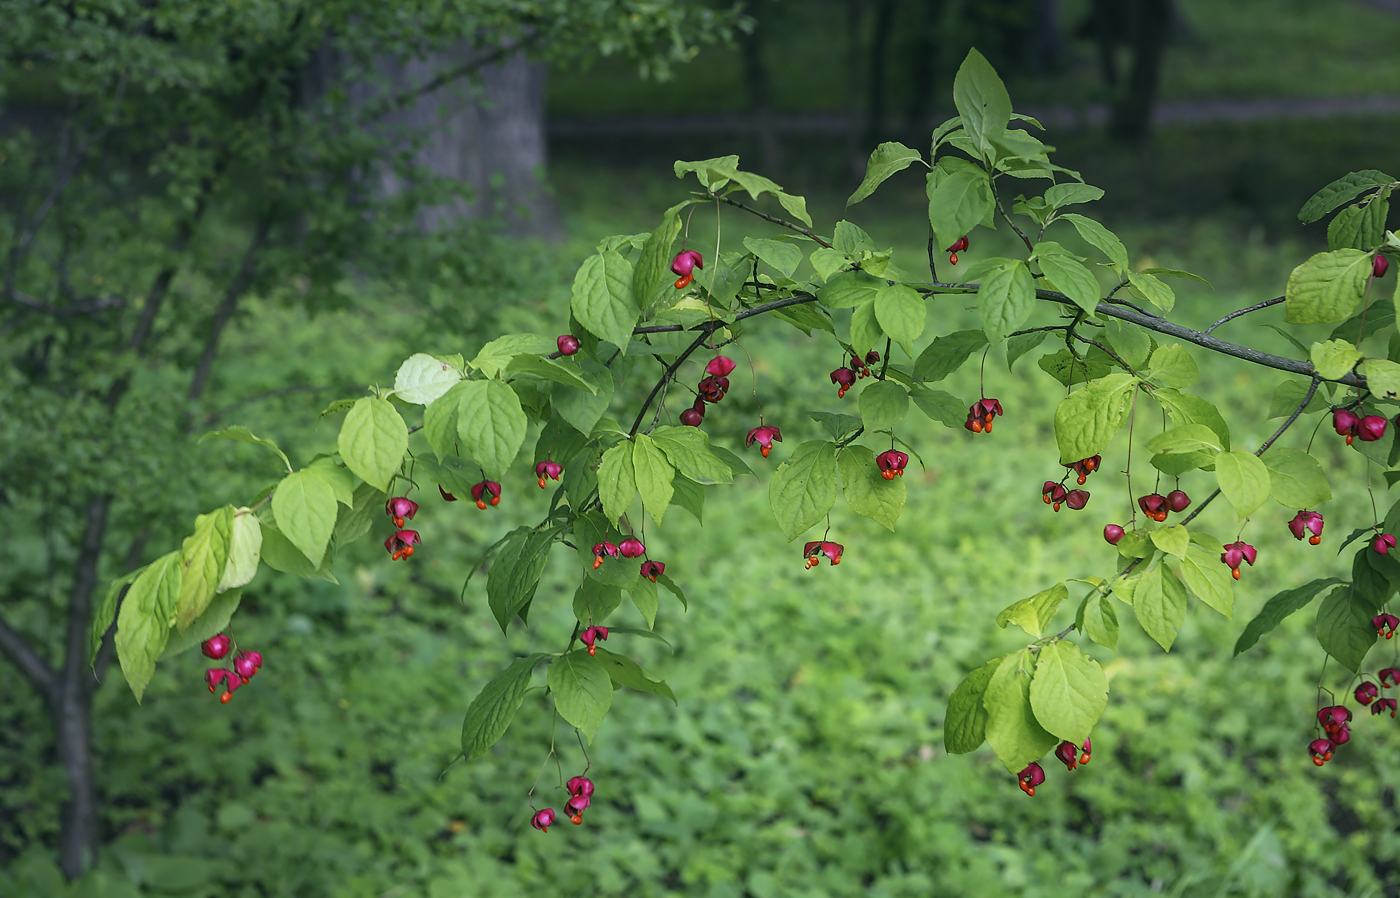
xmin=708 ymin=194 xmax=833 ymax=248
xmin=0 ymin=611 xmax=56 ymax=702
xmin=1204 ymin=296 xmax=1285 ymax=336
xmin=187 ymin=214 xmax=274 ymax=402
xmin=359 ymin=34 xmax=543 ymax=126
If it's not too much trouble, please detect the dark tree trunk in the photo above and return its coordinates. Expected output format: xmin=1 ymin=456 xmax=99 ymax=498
xmin=864 ymin=0 xmax=898 ymax=148
xmin=1109 ymin=0 xmax=1169 ymax=144
xmin=739 ymin=3 xmax=783 ymax=177
xmin=357 ymin=45 xmax=560 ymax=238
xmin=902 ymin=0 xmax=942 ymax=141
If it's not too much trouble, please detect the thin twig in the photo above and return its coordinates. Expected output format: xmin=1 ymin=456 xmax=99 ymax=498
xmin=1203 ymin=296 xmax=1284 ymax=336
xmin=708 ymin=194 xmax=833 ymax=248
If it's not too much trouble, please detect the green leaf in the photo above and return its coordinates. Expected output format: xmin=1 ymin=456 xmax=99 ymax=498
xmin=555 ymin=360 xmax=614 ymax=435
xmin=393 ymin=353 xmax=462 ymax=405
xmin=976 ymin=259 xmax=1036 ymax=344
xmin=598 ymin=442 xmax=637 ymax=524
xmin=1006 ymin=330 xmax=1051 ymax=371
xmin=1363 ymin=358 xmax=1400 ymax=401
xmin=769 ymin=440 xmax=840 ymax=541
xmin=1180 ymin=543 xmax=1234 ymax=618
xmin=1264 ymin=447 xmax=1332 ymax=508
xmin=776 ymin=191 xmax=813 ymax=227
xmin=1053 ymin=373 xmax=1136 ymax=464
xmin=628 ymin=576 xmax=659 ymax=628
xmin=573 ymin=578 xmax=623 ymax=623
xmin=270 ymin=469 xmax=338 ymax=569
xmin=928 ymin=168 xmax=994 ymax=253
xmin=175 ymin=506 xmax=235 ymax=631
xmin=461 ymin=654 xmax=547 ymax=760
xmin=1150 ymin=524 xmax=1189 ymax=559
xmin=594 ymin=647 xmax=676 ymax=703
xmin=818 ymin=269 xmax=885 ymax=310
xmin=1081 ymin=595 xmax=1119 ymax=650
xmin=1037 ymin=252 xmax=1100 ymax=317
xmin=810 ymin=247 xmax=849 ymax=281
xmin=1146 ymin=344 xmax=1198 ymax=389
xmin=116 ymin=551 xmax=181 ymax=703
xmin=944 ymin=658 xmax=1002 ymax=754
xmin=1127 ymin=271 xmax=1174 ymax=311
xmin=909 ymin=386 xmax=965 ymax=427
xmin=334 ymin=484 xmax=386 ymax=545
xmin=1328 ymin=186 xmax=1391 ymax=250
xmin=1285 ymin=249 xmax=1371 ymax=324
xmin=91 ymin=570 xmax=140 ymax=666
xmin=742 ymin=237 xmax=802 ymax=278
xmin=1145 ymin=423 xmax=1223 ymax=456
xmin=633 ymin=204 xmax=684 ymax=309
xmin=198 ymin=425 xmax=291 ymax=473
xmin=649 ymin=426 xmax=733 ymax=485
xmin=632 ymin=433 xmax=675 ymax=527
xmin=338 ymin=397 xmax=407 ymax=492
xmin=506 ymin=354 xmax=597 ymax=394
xmin=952 ymin=48 xmax=1012 ymax=156
xmin=309 ymin=458 xmax=354 ymax=508
xmin=257 ymin=522 xmax=337 ymax=583
xmin=318 ymin=399 xmax=357 ymax=422
xmin=1029 ymin=641 xmax=1108 ymax=745
xmin=548 ymin=650 xmax=614 ymax=743
xmin=1268 ymin=379 xmax=1327 ymax=418
xmin=1058 ymin=213 xmax=1128 ymax=268
xmin=423 ymin=382 xmax=463 ymax=459
xmin=995 ymin=583 xmax=1067 ymax=638
xmin=471 ymin=334 xmax=557 ymax=377
xmin=1154 ymin=389 xmax=1231 ymax=450
xmin=874 ymin=284 xmax=926 ymax=357
xmin=456 ymin=380 xmax=527 ymax=481
xmin=1134 ymin=563 xmax=1188 ymax=651
xmin=1044 ymin=183 xmax=1104 ymax=209
xmin=1310 ymin=339 xmax=1364 ymax=380
xmin=1215 ymin=451 xmax=1271 ymax=518
xmin=982 ymin=649 xmax=1059 ymax=774
xmin=849 ymin=299 xmax=883 ymax=356
xmin=670 ymin=475 xmax=705 ymax=523
xmin=1103 ymin=317 xmax=1152 ymax=369
xmin=160 ymin=588 xmax=243 ymax=661
xmin=1298 ymin=169 xmax=1394 ymax=223
xmin=848 ymin=141 xmax=923 ymax=206
xmin=858 ymin=380 xmax=909 ymax=432
xmin=1316 ymin=585 xmax=1378 ymax=672
xmin=1235 ymin=579 xmax=1344 ymax=654
xmin=837 ymin=446 xmax=906 ymax=531
xmin=1039 ymin=346 xmax=1114 ymax=387
xmin=1141 ymin=267 xmax=1212 ymax=289
xmin=486 ymin=528 xmax=556 ymax=632
xmin=571 ymin=250 xmax=638 ymax=349
xmin=914 ymin=330 xmax=988 ymax=382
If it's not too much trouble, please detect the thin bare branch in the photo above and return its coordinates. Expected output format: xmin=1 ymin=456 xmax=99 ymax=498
xmin=0 ymin=611 xmax=56 ymax=702
xmin=709 ymin=194 xmax=833 ymax=248
xmin=1204 ymin=296 xmax=1285 ymax=336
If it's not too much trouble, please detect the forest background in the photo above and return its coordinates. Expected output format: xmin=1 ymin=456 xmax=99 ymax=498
xmin=4 ymin=0 xmax=1400 ymax=895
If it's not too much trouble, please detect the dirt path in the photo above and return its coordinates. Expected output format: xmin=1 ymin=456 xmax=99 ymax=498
xmin=549 ymin=95 xmax=1400 ymax=138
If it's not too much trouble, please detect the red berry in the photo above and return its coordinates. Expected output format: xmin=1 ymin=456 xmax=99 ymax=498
xmin=1103 ymin=524 xmax=1125 ymax=545
xmin=557 ymin=334 xmax=580 ymax=356
xmin=1165 ymin=490 xmax=1190 ymax=513
xmin=201 ymin=634 xmax=231 ymax=660
xmin=1375 ymin=255 xmax=1390 ymax=279
xmin=680 ymin=408 xmax=704 ymax=427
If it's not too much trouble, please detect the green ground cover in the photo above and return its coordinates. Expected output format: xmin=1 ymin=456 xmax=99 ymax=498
xmin=8 ymin=124 xmax=1400 ymax=896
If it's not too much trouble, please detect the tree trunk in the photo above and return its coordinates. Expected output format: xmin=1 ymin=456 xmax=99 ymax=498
xmin=864 ymin=0 xmax=898 ymax=148
xmin=1109 ymin=0 xmax=1169 ymax=144
xmin=356 ymin=44 xmax=560 ymax=238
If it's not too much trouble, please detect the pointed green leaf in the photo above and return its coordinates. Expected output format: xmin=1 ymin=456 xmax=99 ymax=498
xmin=1327 ymin=186 xmax=1390 ymax=251
xmin=1081 ymin=595 xmax=1119 ymax=650
xmin=1146 ymin=343 xmax=1198 ymax=389
xmin=873 ymin=284 xmax=926 ymax=357
xmin=598 ymin=442 xmax=637 ymax=524
xmin=977 ymin=259 xmax=1035 ymax=345
xmin=1180 ymin=543 xmax=1234 ymax=618
xmin=334 ymin=483 xmax=386 ymax=545
xmin=928 ymin=168 xmax=994 ymax=253
xmin=1058 ymin=213 xmax=1128 ymax=268
xmin=1316 ymin=585 xmax=1378 ymax=672
xmin=160 ymin=588 xmax=243 ymax=660
xmin=633 ymin=433 xmax=675 ymax=527
xmin=1286 ymin=249 xmax=1371 ymax=324
xmin=983 ymin=649 xmax=1059 ymax=773
xmin=633 ymin=204 xmax=684 ymax=310
xmin=257 ymin=522 xmax=337 ymax=583
xmin=1363 ymin=358 xmax=1400 ymax=401
xmin=424 ymin=382 xmax=463 ymax=459
xmin=914 ymin=329 xmax=988 ymax=382
xmin=858 ymin=380 xmax=909 ymax=432
xmin=670 ymin=475 xmax=705 ymax=523
xmin=1030 ymin=641 xmax=1108 ymax=745
xmin=338 ymin=397 xmax=408 ymax=492
xmin=91 ymin=569 xmax=140 ymax=666
xmin=1127 ymin=271 xmax=1175 ymax=311
xmin=487 ymin=529 xmax=555 ymax=632
xmin=175 ymin=506 xmax=235 ymax=631
xmin=1235 ymin=578 xmax=1342 ymax=655
xmin=1145 ymin=423 xmax=1223 ymax=456
xmin=461 ymin=654 xmax=548 ymax=760
xmin=116 ymin=552 xmax=182 ymax=703
xmin=1215 ymin=451 xmax=1271 ymax=519
xmin=818 ymin=269 xmax=885 ymax=310
xmin=1264 ymin=448 xmax=1331 ymax=508
xmin=1150 ymin=524 xmax=1189 ymax=559
xmin=629 ymin=576 xmax=659 ymax=629
xmin=649 ymin=426 xmax=733 ymax=485
xmin=594 ymin=647 xmax=676 ymax=703
xmin=837 ymin=446 xmax=906 ymax=531
xmin=1298 ymin=170 xmax=1394 ymax=223
xmin=769 ymin=440 xmax=840 ymax=541
xmin=944 ymin=657 xmax=1003 ymax=754
xmin=848 ymin=141 xmax=923 ymax=206
xmin=743 ymin=237 xmax=802 ymax=278
xmin=573 ymin=578 xmax=623 ymax=624
xmin=555 ymin=360 xmax=614 ymax=435
xmin=1103 ymin=317 xmax=1152 ymax=369
xmin=393 ymin=353 xmax=463 ymax=405
xmin=1310 ymin=339 xmax=1364 ymax=380
xmin=995 ymin=583 xmax=1067 ymax=638
xmin=909 ymin=386 xmax=966 ymax=427
xmin=849 ymin=299 xmax=883 ymax=356
xmin=1053 ymin=373 xmax=1136 ymax=464
xmin=1133 ymin=564 xmax=1188 ymax=651
xmin=198 ymin=425 xmax=291 ymax=473
xmin=309 ymin=458 xmax=354 ymax=507
xmin=548 ymin=649 xmax=614 ymax=743
xmin=1037 ymin=252 xmax=1101 ymax=317
xmin=456 ymin=380 xmax=527 ymax=481
xmin=271 ymin=469 xmax=338 ymax=569
xmin=952 ymin=48 xmax=1012 ymax=155
xmin=471 ymin=334 xmax=557 ymax=377
xmin=1154 ymin=388 xmax=1231 ymax=450
xmin=572 ymin=250 xmax=638 ymax=350
xmin=506 ymin=355 xmax=598 ymax=394
xmin=776 ymin=191 xmax=813 ymax=227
